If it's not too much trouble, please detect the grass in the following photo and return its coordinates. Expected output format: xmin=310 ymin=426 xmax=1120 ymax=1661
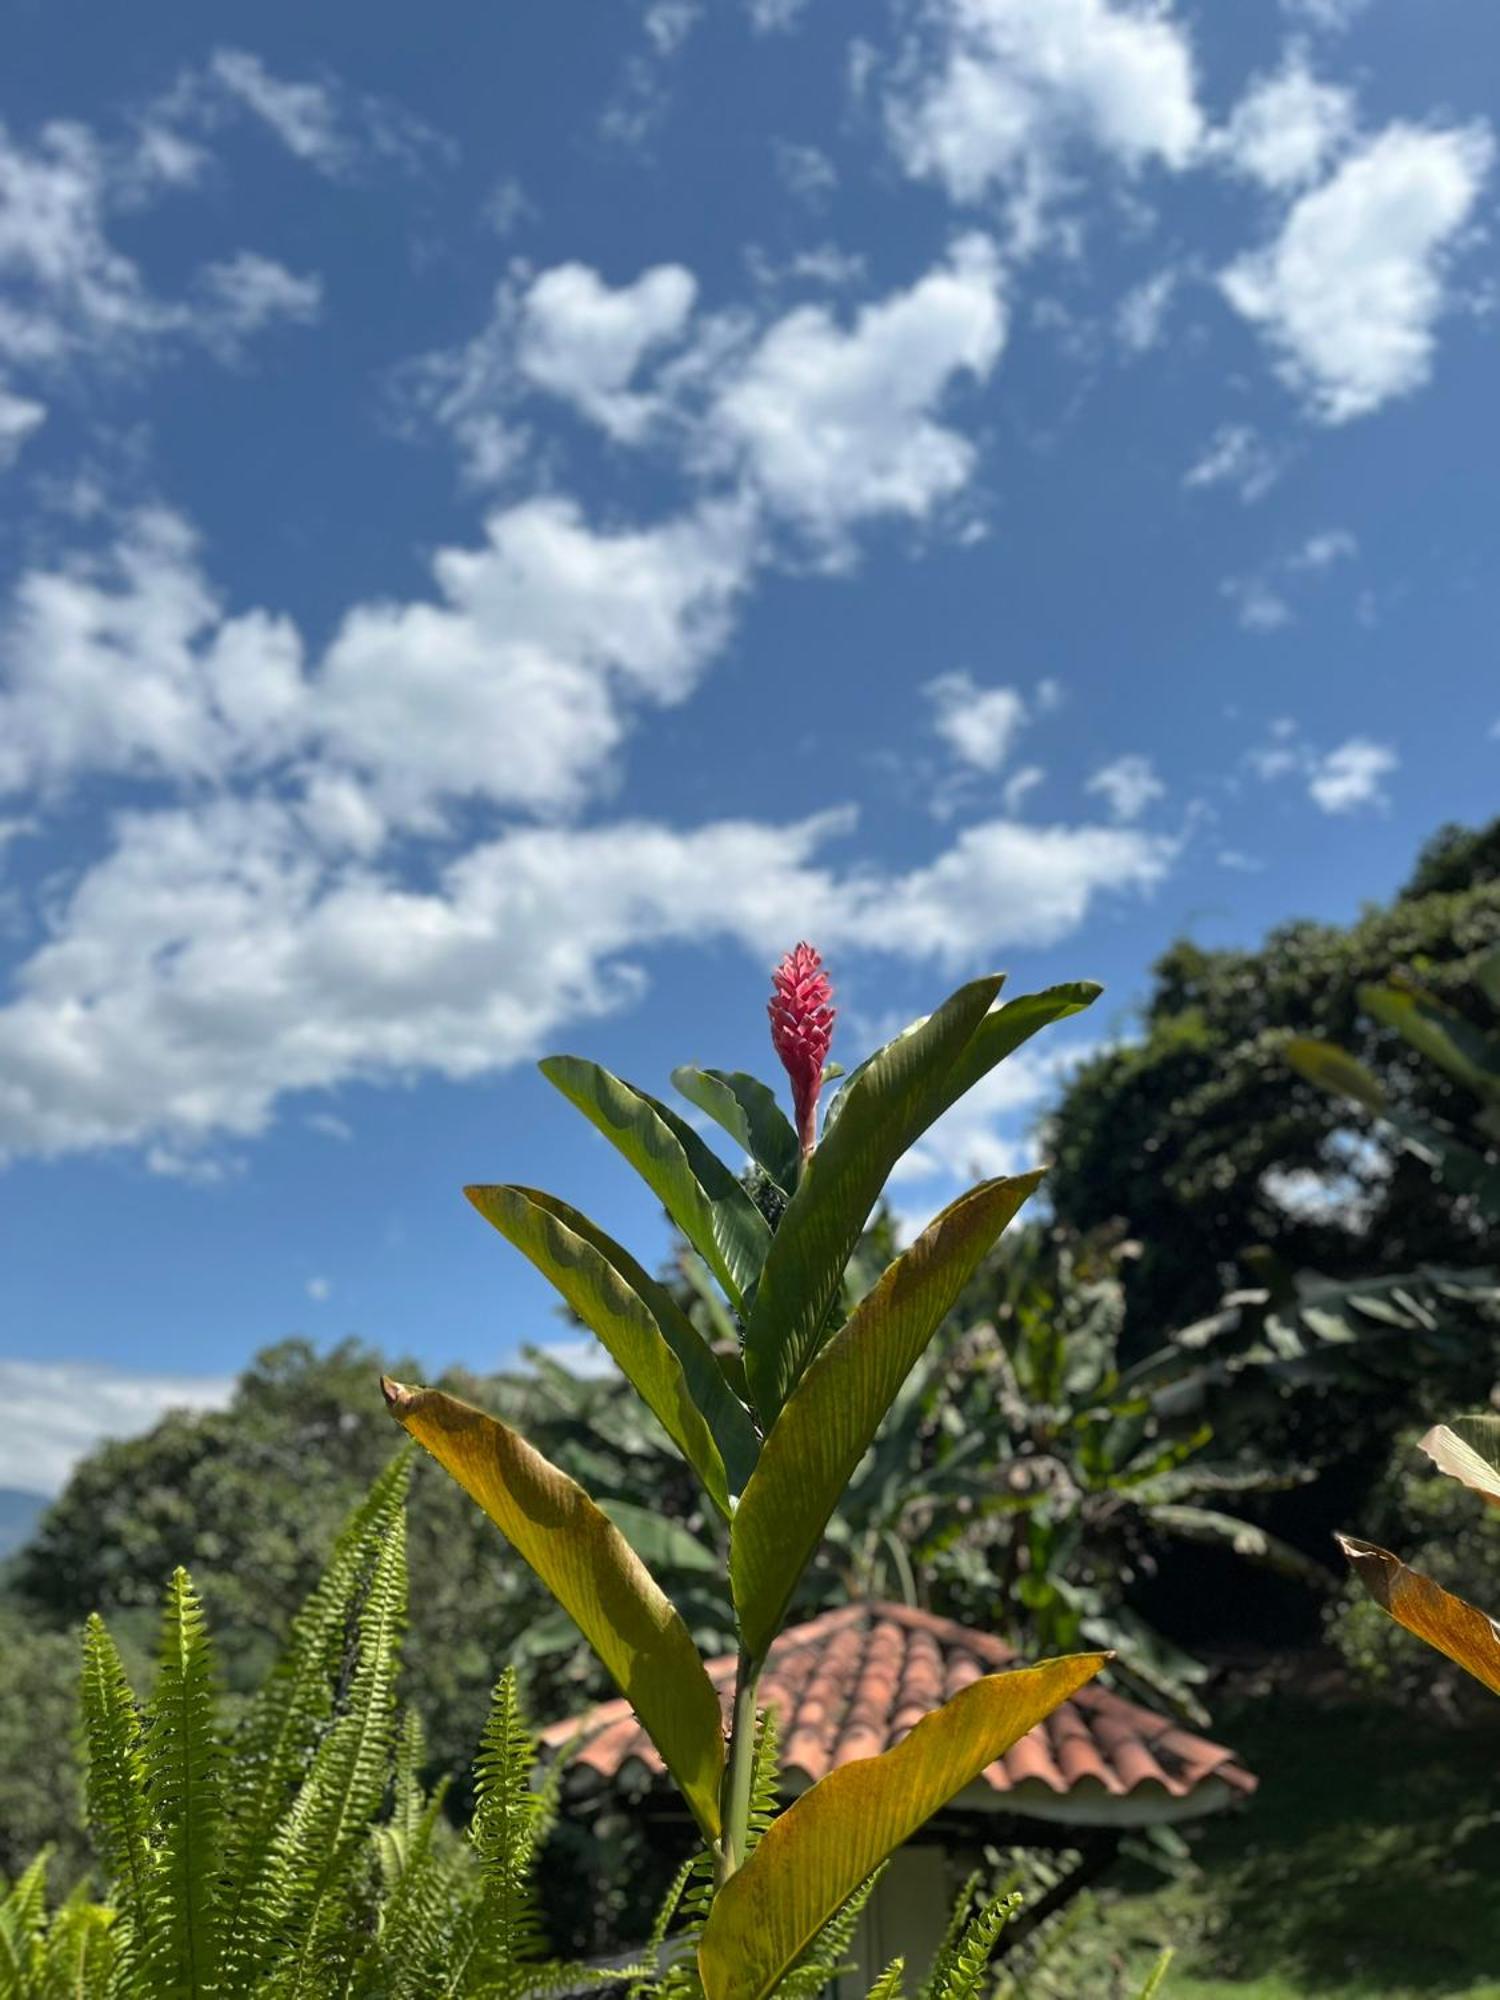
xmin=1048 ymin=1688 xmax=1500 ymax=1999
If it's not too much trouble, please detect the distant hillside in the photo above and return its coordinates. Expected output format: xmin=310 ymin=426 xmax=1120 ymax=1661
xmin=0 ymin=1488 xmax=47 ymax=1561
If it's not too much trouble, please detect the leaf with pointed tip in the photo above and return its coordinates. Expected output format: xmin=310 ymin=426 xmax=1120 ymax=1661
xmin=922 ymin=982 xmax=1103 ymax=1127
xmin=382 ymin=1379 xmax=725 ymax=1840
xmin=1338 ymin=1535 xmax=1500 ymax=1697
xmin=1360 ymin=982 xmax=1500 ymax=1104
xmin=1418 ymin=1416 xmax=1500 ymax=1508
xmin=540 ymin=1057 xmax=770 ymax=1308
xmin=742 ymin=976 xmax=1004 ymax=1425
xmin=466 ymin=1184 xmax=759 ymax=1513
xmin=672 ymin=1067 xmax=801 ymax=1192
xmin=732 ymin=1173 xmax=1043 ymax=1657
xmin=1285 ymin=1037 xmax=1387 ymax=1116
xmin=697 ymin=1656 xmax=1107 ymax=2000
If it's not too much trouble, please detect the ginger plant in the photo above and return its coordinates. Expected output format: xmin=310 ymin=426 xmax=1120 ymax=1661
xmin=383 ymin=947 xmax=1109 ymax=2000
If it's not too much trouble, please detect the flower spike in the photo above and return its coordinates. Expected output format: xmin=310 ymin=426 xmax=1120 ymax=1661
xmin=768 ymin=943 xmax=836 ymax=1161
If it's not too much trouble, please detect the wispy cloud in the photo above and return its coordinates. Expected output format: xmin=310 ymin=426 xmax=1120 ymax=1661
xmin=0 ymin=1358 xmax=233 ymax=1494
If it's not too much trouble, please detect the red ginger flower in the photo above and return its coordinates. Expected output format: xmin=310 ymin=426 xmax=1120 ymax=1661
xmin=768 ymin=942 xmax=836 ymax=1161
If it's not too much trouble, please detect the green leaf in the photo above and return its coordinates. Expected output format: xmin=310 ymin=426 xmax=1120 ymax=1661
xmin=1338 ymin=1534 xmax=1500 ymax=1698
xmin=600 ymin=1500 xmax=724 ymax=1576
xmin=672 ymin=1067 xmax=801 ymax=1192
xmin=1284 ymin=1036 xmax=1387 ymax=1115
xmin=466 ymin=1184 xmax=759 ymax=1513
xmin=732 ymin=1173 xmax=1043 ymax=1657
xmin=697 ymin=1655 xmax=1107 ymax=2000
xmin=540 ymin=1056 xmax=770 ymax=1308
xmin=143 ymin=1568 xmax=224 ymax=2000
xmin=382 ymin=1378 xmax=726 ymax=1842
xmin=742 ymin=975 xmax=1004 ymax=1424
xmin=921 ymin=982 xmax=1103 ymax=1128
xmin=1418 ymin=1416 xmax=1500 ymax=1508
xmin=1360 ymin=982 xmax=1500 ymax=1104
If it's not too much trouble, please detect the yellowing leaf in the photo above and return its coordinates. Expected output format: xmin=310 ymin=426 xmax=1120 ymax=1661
xmin=1418 ymin=1416 xmax=1500 ymax=1509
xmin=697 ymin=1655 xmax=1106 ymax=2000
xmin=731 ymin=1174 xmax=1043 ymax=1659
xmin=1284 ymin=1037 xmax=1387 ymax=1116
xmin=1337 ymin=1534 xmax=1500 ymax=1697
xmin=381 ymin=1379 xmax=725 ymax=1839
xmin=465 ymin=1184 xmax=758 ymax=1514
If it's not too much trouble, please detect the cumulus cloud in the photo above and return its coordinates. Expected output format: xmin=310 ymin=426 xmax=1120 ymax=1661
xmin=1216 ymin=53 xmax=1354 ymax=192
xmin=1115 ymin=268 xmax=1177 ymax=355
xmin=1086 ymin=753 xmax=1164 ymax=821
xmin=515 ymin=261 xmax=697 ymax=440
xmin=0 ymin=799 xmax=1168 ymax=1165
xmin=1220 ymin=120 xmax=1494 ymax=422
xmin=0 ymin=1357 xmax=233 ymax=1493
xmin=706 ymin=232 xmax=1005 ymax=541
xmin=0 ymin=384 xmax=44 ymax=468
xmin=926 ymin=672 xmax=1027 ymax=773
xmin=0 ymin=112 xmax=322 ymax=395
xmin=1307 ymin=735 xmax=1397 ymax=813
xmin=884 ymin=0 xmax=1203 ymax=244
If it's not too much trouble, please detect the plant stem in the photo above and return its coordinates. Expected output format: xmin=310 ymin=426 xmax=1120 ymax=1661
xmin=717 ymin=1647 xmax=763 ymax=1886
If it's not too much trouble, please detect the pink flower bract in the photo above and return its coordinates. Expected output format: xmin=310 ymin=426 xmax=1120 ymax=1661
xmin=768 ymin=942 xmax=836 ymax=1160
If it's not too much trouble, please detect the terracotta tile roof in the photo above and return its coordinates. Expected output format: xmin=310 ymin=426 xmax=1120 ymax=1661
xmin=540 ymin=1601 xmax=1256 ymax=1827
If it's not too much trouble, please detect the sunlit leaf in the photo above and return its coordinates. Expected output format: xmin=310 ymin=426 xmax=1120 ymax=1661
xmin=731 ymin=1174 xmax=1043 ymax=1657
xmin=1284 ymin=1036 xmax=1387 ymax=1116
xmin=1418 ymin=1415 xmax=1500 ymax=1509
xmin=1337 ymin=1534 xmax=1500 ymax=1697
xmin=466 ymin=1183 xmax=758 ymax=1513
xmin=741 ymin=975 xmax=1003 ymax=1424
xmin=671 ymin=1067 xmax=801 ymax=1192
xmin=922 ymin=982 xmax=1102 ymax=1128
xmin=539 ymin=1056 xmax=770 ymax=1307
xmin=697 ymin=1655 xmax=1106 ymax=2000
xmin=381 ymin=1379 xmax=725 ymax=1839
xmin=1360 ymin=982 xmax=1500 ymax=1104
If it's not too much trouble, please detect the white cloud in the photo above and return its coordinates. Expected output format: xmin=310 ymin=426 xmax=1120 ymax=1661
xmin=1223 ymin=574 xmax=1292 ymax=632
xmin=0 ymin=1357 xmax=233 ymax=1494
xmin=748 ymin=0 xmax=813 ymax=28
xmin=317 ymin=494 xmax=755 ymax=824
xmin=1290 ymin=526 xmax=1356 ymax=569
xmin=1183 ymin=423 xmax=1283 ymax=503
xmin=707 ymin=232 xmax=1005 ymax=541
xmin=191 ymin=252 xmax=323 ymax=355
xmin=926 ymin=671 xmax=1027 ymax=772
xmin=1002 ymin=764 xmax=1045 ymax=813
xmin=1115 ymin=267 xmax=1177 ymax=355
xmin=1307 ymin=735 xmax=1396 ymax=813
xmin=1222 ymin=527 xmax=1356 ymax=631
xmin=0 ymin=798 xmax=1167 ymax=1166
xmin=1216 ymin=54 xmax=1354 ymax=192
xmin=0 ymin=113 xmax=322 ymax=396
xmin=0 ymin=384 xmax=44 ymax=467
xmin=0 ymin=508 xmax=306 ymax=797
xmin=1221 ymin=120 xmax=1494 ymax=422
xmin=773 ymin=140 xmax=838 ymax=206
xmin=200 ymin=49 xmax=449 ymax=180
xmin=885 ymin=0 xmax=1203 ymax=243
xmin=1086 ymin=752 xmax=1164 ymax=821
xmin=306 ymin=1275 xmax=331 ymax=1301
xmin=516 ymin=261 xmax=697 ymax=441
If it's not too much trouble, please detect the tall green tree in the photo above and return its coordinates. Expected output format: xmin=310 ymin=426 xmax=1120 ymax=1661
xmin=1047 ymin=818 xmax=1500 ymax=1341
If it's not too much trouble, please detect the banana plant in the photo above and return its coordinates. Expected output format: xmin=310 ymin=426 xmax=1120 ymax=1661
xmin=383 ymin=945 xmax=1107 ymax=2000
xmin=1340 ymin=1413 xmax=1500 ymax=1697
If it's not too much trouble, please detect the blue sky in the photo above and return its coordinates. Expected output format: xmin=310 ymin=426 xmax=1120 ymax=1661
xmin=2 ymin=0 xmax=1497 ymax=1491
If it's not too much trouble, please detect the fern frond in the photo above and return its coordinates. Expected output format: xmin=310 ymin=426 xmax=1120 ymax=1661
xmin=217 ymin=1452 xmax=411 ymax=1992
xmin=142 ymin=1567 xmax=224 ymax=2000
xmin=447 ymin=1667 xmax=557 ymax=1996
xmin=917 ymin=1871 xmax=981 ymax=2000
xmin=0 ymin=1848 xmax=50 ymax=1994
xmin=775 ymin=1870 xmax=882 ymax=2000
xmin=79 ymin=1614 xmax=153 ymax=1955
xmin=864 ymin=1957 xmax=906 ymax=2000
xmin=36 ymin=1891 xmax=118 ymax=2000
xmin=258 ymin=1491 xmax=408 ymax=1999
xmin=923 ymin=1889 xmax=1020 ymax=2000
xmin=743 ymin=1709 xmax=781 ymax=1861
xmin=360 ymin=1779 xmax=459 ymax=2000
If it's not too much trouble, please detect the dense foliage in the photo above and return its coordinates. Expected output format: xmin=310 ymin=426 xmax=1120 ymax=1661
xmin=1047 ymin=817 xmax=1500 ymax=1341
